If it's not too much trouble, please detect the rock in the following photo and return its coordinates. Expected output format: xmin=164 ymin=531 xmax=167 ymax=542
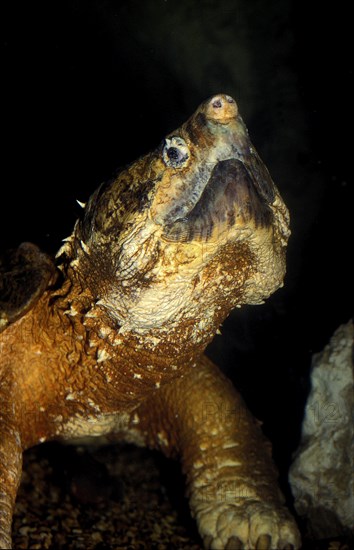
xmin=289 ymin=320 xmax=354 ymax=539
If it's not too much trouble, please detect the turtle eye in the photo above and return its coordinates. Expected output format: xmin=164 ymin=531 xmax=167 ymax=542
xmin=163 ymin=136 xmax=190 ymax=168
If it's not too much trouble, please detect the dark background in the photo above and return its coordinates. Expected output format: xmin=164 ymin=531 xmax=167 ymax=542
xmin=1 ymin=0 xmax=352 ymax=501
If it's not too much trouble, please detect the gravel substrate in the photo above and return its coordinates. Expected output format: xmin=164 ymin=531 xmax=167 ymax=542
xmin=13 ymin=442 xmax=202 ymax=549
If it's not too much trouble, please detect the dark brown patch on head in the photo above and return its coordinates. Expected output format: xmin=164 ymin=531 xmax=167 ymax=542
xmin=184 ymin=112 xmax=208 ymax=145
xmin=80 ymin=169 xmax=156 ymax=243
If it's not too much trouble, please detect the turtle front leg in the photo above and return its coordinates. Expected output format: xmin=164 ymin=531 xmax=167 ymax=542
xmin=0 ymin=377 xmax=23 ymax=549
xmin=136 ymin=357 xmax=301 ymax=549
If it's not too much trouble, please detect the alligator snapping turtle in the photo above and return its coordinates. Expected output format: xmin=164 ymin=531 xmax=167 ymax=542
xmin=0 ymin=94 xmax=300 ymax=549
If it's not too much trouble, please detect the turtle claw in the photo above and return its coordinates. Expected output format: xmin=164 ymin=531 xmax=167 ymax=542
xmin=225 ymin=536 xmax=244 ymax=549
xmin=256 ymin=534 xmax=271 ymax=549
xmin=196 ymin=499 xmax=301 ymax=550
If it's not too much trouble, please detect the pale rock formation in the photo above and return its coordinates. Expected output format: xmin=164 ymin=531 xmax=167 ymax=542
xmin=289 ymin=320 xmax=354 ymax=538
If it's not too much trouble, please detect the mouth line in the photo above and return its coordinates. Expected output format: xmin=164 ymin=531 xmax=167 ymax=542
xmin=162 ymin=158 xmax=274 ymax=242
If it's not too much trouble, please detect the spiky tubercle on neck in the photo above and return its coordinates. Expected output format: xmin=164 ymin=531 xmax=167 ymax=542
xmin=51 ymin=242 xmax=204 ymax=394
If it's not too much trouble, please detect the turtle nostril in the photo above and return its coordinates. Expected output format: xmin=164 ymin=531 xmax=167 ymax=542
xmin=212 ymin=98 xmax=223 ymax=109
xmin=206 ymin=94 xmax=238 ymax=122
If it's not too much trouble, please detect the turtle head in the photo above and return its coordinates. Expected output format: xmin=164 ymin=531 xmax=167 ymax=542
xmin=61 ymin=94 xmax=290 ymax=350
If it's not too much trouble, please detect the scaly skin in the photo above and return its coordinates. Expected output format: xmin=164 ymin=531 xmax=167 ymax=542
xmin=0 ymin=94 xmax=300 ymax=549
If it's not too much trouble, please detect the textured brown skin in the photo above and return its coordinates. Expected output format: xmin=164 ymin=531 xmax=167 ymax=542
xmin=0 ymin=95 xmax=301 ymax=549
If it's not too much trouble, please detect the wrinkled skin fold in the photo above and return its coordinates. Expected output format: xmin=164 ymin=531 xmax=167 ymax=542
xmin=0 ymin=94 xmax=300 ymax=549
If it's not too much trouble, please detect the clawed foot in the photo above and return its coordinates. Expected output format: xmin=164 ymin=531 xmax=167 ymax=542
xmin=196 ymin=499 xmax=301 ymax=549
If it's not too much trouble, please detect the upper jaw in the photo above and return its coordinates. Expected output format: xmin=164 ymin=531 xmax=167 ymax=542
xmin=151 ymin=94 xmax=280 ymax=242
xmin=161 ymin=158 xmax=274 ymax=242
